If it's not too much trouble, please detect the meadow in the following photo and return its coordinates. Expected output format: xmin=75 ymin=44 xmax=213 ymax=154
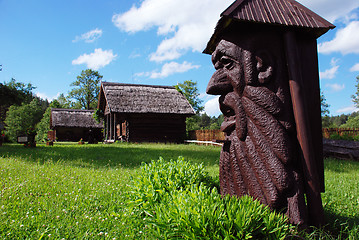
xmin=0 ymin=142 xmax=358 ymax=239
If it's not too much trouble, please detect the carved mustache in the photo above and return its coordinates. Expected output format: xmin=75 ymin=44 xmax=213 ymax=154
xmin=220 ymin=92 xmax=247 ymax=141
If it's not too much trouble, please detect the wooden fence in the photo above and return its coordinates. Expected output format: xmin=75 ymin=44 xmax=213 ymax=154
xmin=322 ymin=128 xmax=359 ymax=139
xmin=189 ymin=128 xmax=359 ymax=142
xmin=188 ymin=130 xmax=225 ymax=141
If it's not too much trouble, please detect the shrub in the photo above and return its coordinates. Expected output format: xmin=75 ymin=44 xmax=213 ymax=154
xmin=329 ymin=133 xmax=358 ymax=141
xmin=127 ymin=156 xmax=217 ymax=210
xmin=148 ymin=185 xmax=292 ymax=240
xmin=123 ymin=157 xmax=294 ymax=239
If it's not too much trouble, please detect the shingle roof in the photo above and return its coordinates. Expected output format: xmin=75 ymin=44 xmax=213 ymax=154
xmin=204 ymin=0 xmax=335 ymax=54
xmin=50 ymin=109 xmax=103 ymax=129
xmin=99 ymin=82 xmax=195 ymax=115
xmin=223 ymin=0 xmax=334 ymax=29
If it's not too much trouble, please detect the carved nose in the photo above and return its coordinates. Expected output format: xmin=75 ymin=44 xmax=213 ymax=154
xmin=206 ymin=70 xmax=232 ymax=95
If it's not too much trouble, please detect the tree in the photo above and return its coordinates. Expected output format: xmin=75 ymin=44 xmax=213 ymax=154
xmin=35 ymin=100 xmax=63 ymax=142
xmin=4 ymin=98 xmax=45 ymax=142
xmin=68 ymin=69 xmax=103 ymax=110
xmin=351 ymin=75 xmax=359 ymax=108
xmin=0 ymin=78 xmax=36 ymax=123
xmin=35 ymin=107 xmax=52 ymax=142
xmin=55 ymin=93 xmax=73 ymax=109
xmin=340 ymin=115 xmax=359 ymax=128
xmin=175 ymin=80 xmax=204 ymax=113
xmin=199 ymin=113 xmax=211 ymax=129
xmin=4 ymin=78 xmax=35 ymax=103
xmin=320 ymin=91 xmax=330 ymax=116
xmin=184 ymin=113 xmax=224 ymax=131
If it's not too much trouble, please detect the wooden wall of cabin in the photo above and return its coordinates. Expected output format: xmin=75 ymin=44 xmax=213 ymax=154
xmin=127 ymin=114 xmax=187 ymax=143
xmin=54 ymin=127 xmax=103 ymax=142
xmin=104 ymin=113 xmax=128 ymax=142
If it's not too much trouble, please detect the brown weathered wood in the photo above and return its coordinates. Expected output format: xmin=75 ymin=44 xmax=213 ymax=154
xmin=50 ymin=109 xmax=103 ymax=142
xmin=188 ymin=129 xmax=225 ymax=141
xmin=323 ymin=138 xmax=359 ymax=161
xmin=98 ymin=82 xmax=195 ymax=143
xmin=323 ymin=128 xmax=359 ymax=138
xmin=203 ymin=0 xmax=335 ymax=227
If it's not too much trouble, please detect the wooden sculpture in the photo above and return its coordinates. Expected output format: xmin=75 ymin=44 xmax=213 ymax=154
xmin=204 ymin=0 xmax=335 ymax=227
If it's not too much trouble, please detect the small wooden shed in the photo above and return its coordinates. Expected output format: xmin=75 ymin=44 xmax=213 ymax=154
xmin=50 ymin=108 xmax=103 ymax=142
xmin=98 ymin=82 xmax=195 ymax=143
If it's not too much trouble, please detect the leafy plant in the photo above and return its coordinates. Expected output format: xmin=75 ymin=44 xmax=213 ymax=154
xmin=128 ymin=157 xmax=216 ymax=210
xmin=329 ymin=133 xmax=359 ymax=141
xmin=92 ymin=109 xmax=104 ymax=124
xmin=124 ymin=157 xmax=293 ymax=239
xmin=4 ymin=98 xmax=45 ymax=142
xmin=148 ymin=185 xmax=293 ymax=240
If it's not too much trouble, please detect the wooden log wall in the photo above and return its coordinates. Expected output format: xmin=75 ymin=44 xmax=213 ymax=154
xmin=128 ymin=114 xmax=187 ymax=143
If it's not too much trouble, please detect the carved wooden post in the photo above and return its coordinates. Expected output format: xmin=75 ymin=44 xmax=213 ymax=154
xmin=203 ymin=0 xmax=335 ymax=227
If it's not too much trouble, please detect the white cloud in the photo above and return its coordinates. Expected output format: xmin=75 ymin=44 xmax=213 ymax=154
xmin=129 ymin=49 xmax=141 ymax=59
xmin=113 ymin=0 xmax=359 ymax=62
xmin=326 ymin=83 xmax=345 ymax=92
xmin=136 ymin=61 xmax=200 ymax=79
xmin=320 ymin=66 xmax=338 ymax=79
xmin=320 ymin=58 xmax=339 ymax=79
xmin=72 ymin=28 xmax=103 ymax=43
xmin=72 ymin=48 xmax=117 ymax=70
xmin=133 ymin=72 xmax=149 ymax=78
xmin=36 ymin=92 xmax=60 ymax=101
xmin=112 ymin=0 xmax=233 ymax=62
xmin=204 ymin=96 xmax=221 ymax=117
xmin=318 ymin=21 xmax=359 ymax=55
xmin=297 ymin=0 xmax=359 ymax=23
xmin=336 ymin=105 xmax=358 ymax=113
xmin=350 ymin=63 xmax=359 ymax=72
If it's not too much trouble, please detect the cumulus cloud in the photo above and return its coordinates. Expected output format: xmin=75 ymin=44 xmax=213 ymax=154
xmin=113 ymin=0 xmax=359 ymax=62
xmin=204 ymin=96 xmax=221 ymax=117
xmin=298 ymin=0 xmax=359 ymax=23
xmin=72 ymin=48 xmax=117 ymax=70
xmin=318 ymin=21 xmax=359 ymax=55
xmin=136 ymin=61 xmax=200 ymax=79
xmin=112 ymin=0 xmax=233 ymax=62
xmin=336 ymin=105 xmax=358 ymax=113
xmin=320 ymin=58 xmax=339 ymax=79
xmin=326 ymin=83 xmax=345 ymax=92
xmin=36 ymin=92 xmax=61 ymax=101
xmin=350 ymin=63 xmax=359 ymax=72
xmin=73 ymin=28 xmax=103 ymax=43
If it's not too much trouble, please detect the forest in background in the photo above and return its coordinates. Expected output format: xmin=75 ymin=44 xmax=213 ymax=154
xmin=2 ymin=73 xmax=359 ymax=142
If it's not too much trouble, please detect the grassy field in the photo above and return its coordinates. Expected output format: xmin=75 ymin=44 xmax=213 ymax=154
xmin=0 ymin=142 xmax=358 ymax=239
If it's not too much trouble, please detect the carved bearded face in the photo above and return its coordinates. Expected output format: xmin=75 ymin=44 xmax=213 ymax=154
xmin=205 ymin=38 xmax=307 ymax=225
xmin=207 ymin=39 xmax=276 ymax=140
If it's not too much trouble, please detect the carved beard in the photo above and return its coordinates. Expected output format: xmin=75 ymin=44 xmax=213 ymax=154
xmin=218 ymin=67 xmax=307 ymax=225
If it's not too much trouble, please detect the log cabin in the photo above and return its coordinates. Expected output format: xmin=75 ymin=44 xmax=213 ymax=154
xmin=50 ymin=108 xmax=103 ymax=142
xmin=97 ymin=82 xmax=195 ymax=143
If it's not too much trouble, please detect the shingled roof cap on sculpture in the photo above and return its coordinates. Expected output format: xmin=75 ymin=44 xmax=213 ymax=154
xmin=204 ymin=0 xmax=335 ymax=54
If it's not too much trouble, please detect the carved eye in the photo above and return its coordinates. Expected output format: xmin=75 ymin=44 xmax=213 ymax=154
xmin=220 ymin=56 xmax=234 ymax=69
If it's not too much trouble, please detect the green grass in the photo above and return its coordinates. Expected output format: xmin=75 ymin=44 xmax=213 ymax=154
xmin=318 ymin=158 xmax=359 ymax=239
xmin=0 ymin=142 xmax=358 ymax=239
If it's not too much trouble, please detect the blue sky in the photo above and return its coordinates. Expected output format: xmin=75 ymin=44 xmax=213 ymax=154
xmin=1 ymin=0 xmax=359 ymax=117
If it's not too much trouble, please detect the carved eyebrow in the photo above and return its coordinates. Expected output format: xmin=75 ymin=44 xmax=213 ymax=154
xmin=212 ymin=50 xmax=220 ymax=65
xmin=212 ymin=47 xmax=226 ymax=65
